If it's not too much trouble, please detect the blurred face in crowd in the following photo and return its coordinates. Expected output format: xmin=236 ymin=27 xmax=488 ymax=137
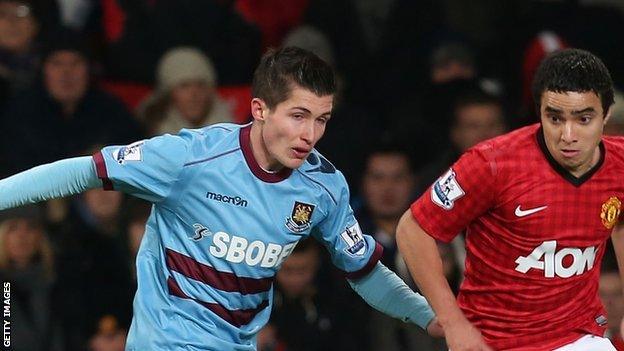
xmin=599 ymin=272 xmax=624 ymax=334
xmin=540 ymin=91 xmax=609 ymax=177
xmin=43 ymin=50 xmax=89 ymax=109
xmin=276 ymin=246 xmax=319 ymax=298
xmin=0 ymin=1 xmax=37 ymax=53
xmin=171 ymin=80 xmax=215 ymax=125
xmin=2 ymin=218 xmax=41 ymax=268
xmin=363 ymin=153 xmax=415 ymax=219
xmin=451 ymin=102 xmax=505 ymax=152
xmin=83 ymin=188 xmax=123 ymax=223
xmin=251 ymin=84 xmax=332 ymax=170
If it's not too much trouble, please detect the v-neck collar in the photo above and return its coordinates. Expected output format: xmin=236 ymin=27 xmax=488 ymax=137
xmin=536 ymin=127 xmax=605 ymax=187
xmin=239 ymin=124 xmax=292 ymax=183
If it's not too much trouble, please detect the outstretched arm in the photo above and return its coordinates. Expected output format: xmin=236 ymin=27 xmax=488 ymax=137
xmin=611 ymin=222 xmax=624 ymax=339
xmin=396 ymin=210 xmax=492 ymax=351
xmin=347 ymin=261 xmax=443 ymax=337
xmin=0 ymin=156 xmax=100 ymax=210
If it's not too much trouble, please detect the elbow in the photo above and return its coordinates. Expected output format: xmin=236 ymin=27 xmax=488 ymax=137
xmin=396 ymin=210 xmax=413 ymax=253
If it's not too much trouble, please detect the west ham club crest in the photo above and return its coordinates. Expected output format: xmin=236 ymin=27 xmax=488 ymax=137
xmin=285 ymin=201 xmax=315 ymax=233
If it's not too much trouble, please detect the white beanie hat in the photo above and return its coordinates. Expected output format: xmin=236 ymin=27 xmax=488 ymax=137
xmin=157 ymin=47 xmax=217 ymax=92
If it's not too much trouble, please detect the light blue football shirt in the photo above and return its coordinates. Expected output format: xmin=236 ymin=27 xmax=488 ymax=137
xmin=93 ymin=123 xmax=382 ymax=351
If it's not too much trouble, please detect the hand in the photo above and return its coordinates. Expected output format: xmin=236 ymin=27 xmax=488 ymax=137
xmin=444 ymin=317 xmax=493 ymax=351
xmin=426 ymin=317 xmax=445 ymax=338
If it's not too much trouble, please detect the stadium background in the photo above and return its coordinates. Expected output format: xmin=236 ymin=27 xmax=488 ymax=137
xmin=0 ymin=0 xmax=622 ymax=350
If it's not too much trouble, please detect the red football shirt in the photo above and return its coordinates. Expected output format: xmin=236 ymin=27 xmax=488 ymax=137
xmin=412 ymin=124 xmax=624 ymax=350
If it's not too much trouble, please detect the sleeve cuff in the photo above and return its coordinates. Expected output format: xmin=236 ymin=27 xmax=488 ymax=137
xmin=92 ymin=151 xmax=114 ymax=191
xmin=344 ymin=242 xmax=384 ymax=280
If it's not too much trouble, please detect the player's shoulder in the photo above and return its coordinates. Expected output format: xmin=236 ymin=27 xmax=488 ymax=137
xmin=295 ymin=149 xmax=348 ymax=200
xmin=174 ymin=122 xmax=242 ymax=154
xmin=134 ymin=123 xmax=243 ymax=167
xmin=469 ymin=124 xmax=539 ymax=161
xmin=178 ymin=122 xmax=241 ymax=143
xmin=602 ymin=134 xmax=624 ymax=167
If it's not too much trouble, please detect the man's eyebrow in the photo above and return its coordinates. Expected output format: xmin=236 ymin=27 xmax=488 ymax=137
xmin=544 ymin=106 xmax=563 ymax=114
xmin=570 ymin=107 xmax=596 ymax=115
xmin=290 ymin=107 xmax=311 ymax=113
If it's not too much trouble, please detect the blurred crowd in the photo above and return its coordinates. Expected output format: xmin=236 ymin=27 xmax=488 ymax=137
xmin=0 ymin=0 xmax=623 ymax=350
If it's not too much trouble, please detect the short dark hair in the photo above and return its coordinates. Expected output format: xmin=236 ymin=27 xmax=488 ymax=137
xmin=364 ymin=142 xmax=415 ymax=174
xmin=531 ymin=48 xmax=614 ymax=116
xmin=252 ymin=47 xmax=336 ymax=110
xmin=454 ymin=88 xmax=502 ymax=113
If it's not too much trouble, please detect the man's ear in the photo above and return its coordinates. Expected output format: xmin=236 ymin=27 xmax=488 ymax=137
xmin=251 ymin=98 xmax=269 ymax=122
xmin=604 ymin=106 xmax=613 ymax=126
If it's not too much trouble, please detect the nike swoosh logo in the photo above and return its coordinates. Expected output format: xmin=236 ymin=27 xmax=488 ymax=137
xmin=515 ymin=205 xmax=548 ymax=217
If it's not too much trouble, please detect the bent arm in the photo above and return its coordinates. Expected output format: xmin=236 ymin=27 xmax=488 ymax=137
xmin=396 ymin=210 xmax=491 ymax=350
xmin=611 ymin=223 xmax=624 ymax=338
xmin=0 ymin=156 xmax=101 ymax=210
xmin=395 ymin=210 xmax=463 ymax=326
xmin=612 ymin=223 xmax=624 ymax=288
xmin=347 ymin=261 xmax=435 ymax=330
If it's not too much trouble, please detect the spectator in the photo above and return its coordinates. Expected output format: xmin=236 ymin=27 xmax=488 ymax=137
xmin=0 ymin=0 xmax=39 ymax=98
xmin=386 ymin=41 xmax=486 ymax=168
xmin=88 ymin=315 xmax=127 ymax=351
xmin=418 ymin=88 xmax=506 ymax=193
xmin=0 ymin=28 xmax=143 ymax=174
xmin=262 ymin=238 xmax=369 ymax=351
xmin=139 ymin=47 xmax=234 ymax=136
xmin=357 ymin=144 xmax=415 ymax=271
xmin=52 ymin=185 xmax=133 ymax=350
xmin=356 ymin=144 xmax=447 ymax=351
xmin=0 ymin=205 xmax=63 ymax=351
xmin=429 ymin=42 xmax=476 ymax=85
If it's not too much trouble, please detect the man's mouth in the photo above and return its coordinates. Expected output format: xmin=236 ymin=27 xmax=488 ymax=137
xmin=292 ymin=147 xmax=311 ymax=159
xmin=560 ymin=149 xmax=580 ymax=158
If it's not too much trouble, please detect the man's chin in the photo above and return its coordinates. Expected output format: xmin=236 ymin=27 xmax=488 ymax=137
xmin=286 ymin=159 xmax=306 ymax=169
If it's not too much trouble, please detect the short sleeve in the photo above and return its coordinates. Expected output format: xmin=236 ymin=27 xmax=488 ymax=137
xmin=411 ymin=147 xmax=498 ymax=243
xmin=92 ymin=134 xmax=189 ymax=203
xmin=313 ymin=173 xmax=383 ymax=279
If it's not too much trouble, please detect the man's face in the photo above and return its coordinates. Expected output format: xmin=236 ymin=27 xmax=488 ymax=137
xmin=0 ymin=1 xmax=37 ymax=53
xmin=451 ymin=102 xmax=505 ymax=152
xmin=363 ymin=153 xmax=415 ymax=219
xmin=276 ymin=248 xmax=318 ymax=297
xmin=3 ymin=218 xmax=40 ymax=266
xmin=83 ymin=188 xmax=123 ymax=223
xmin=254 ymin=86 xmax=332 ymax=170
xmin=540 ymin=91 xmax=609 ymax=177
xmin=43 ymin=50 xmax=89 ymax=107
xmin=171 ymin=80 xmax=214 ymax=124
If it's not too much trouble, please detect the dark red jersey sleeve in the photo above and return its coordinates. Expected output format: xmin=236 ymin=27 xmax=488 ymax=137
xmin=411 ymin=146 xmax=498 ymax=242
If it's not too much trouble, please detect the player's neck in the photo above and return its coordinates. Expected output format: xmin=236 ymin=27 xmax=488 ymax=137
xmin=570 ymin=145 xmax=602 ymax=178
xmin=249 ymin=124 xmax=284 ymax=172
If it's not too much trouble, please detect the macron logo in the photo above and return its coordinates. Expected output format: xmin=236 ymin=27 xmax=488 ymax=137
xmin=514 ymin=205 xmax=547 ymax=217
xmin=206 ymin=191 xmax=248 ymax=207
